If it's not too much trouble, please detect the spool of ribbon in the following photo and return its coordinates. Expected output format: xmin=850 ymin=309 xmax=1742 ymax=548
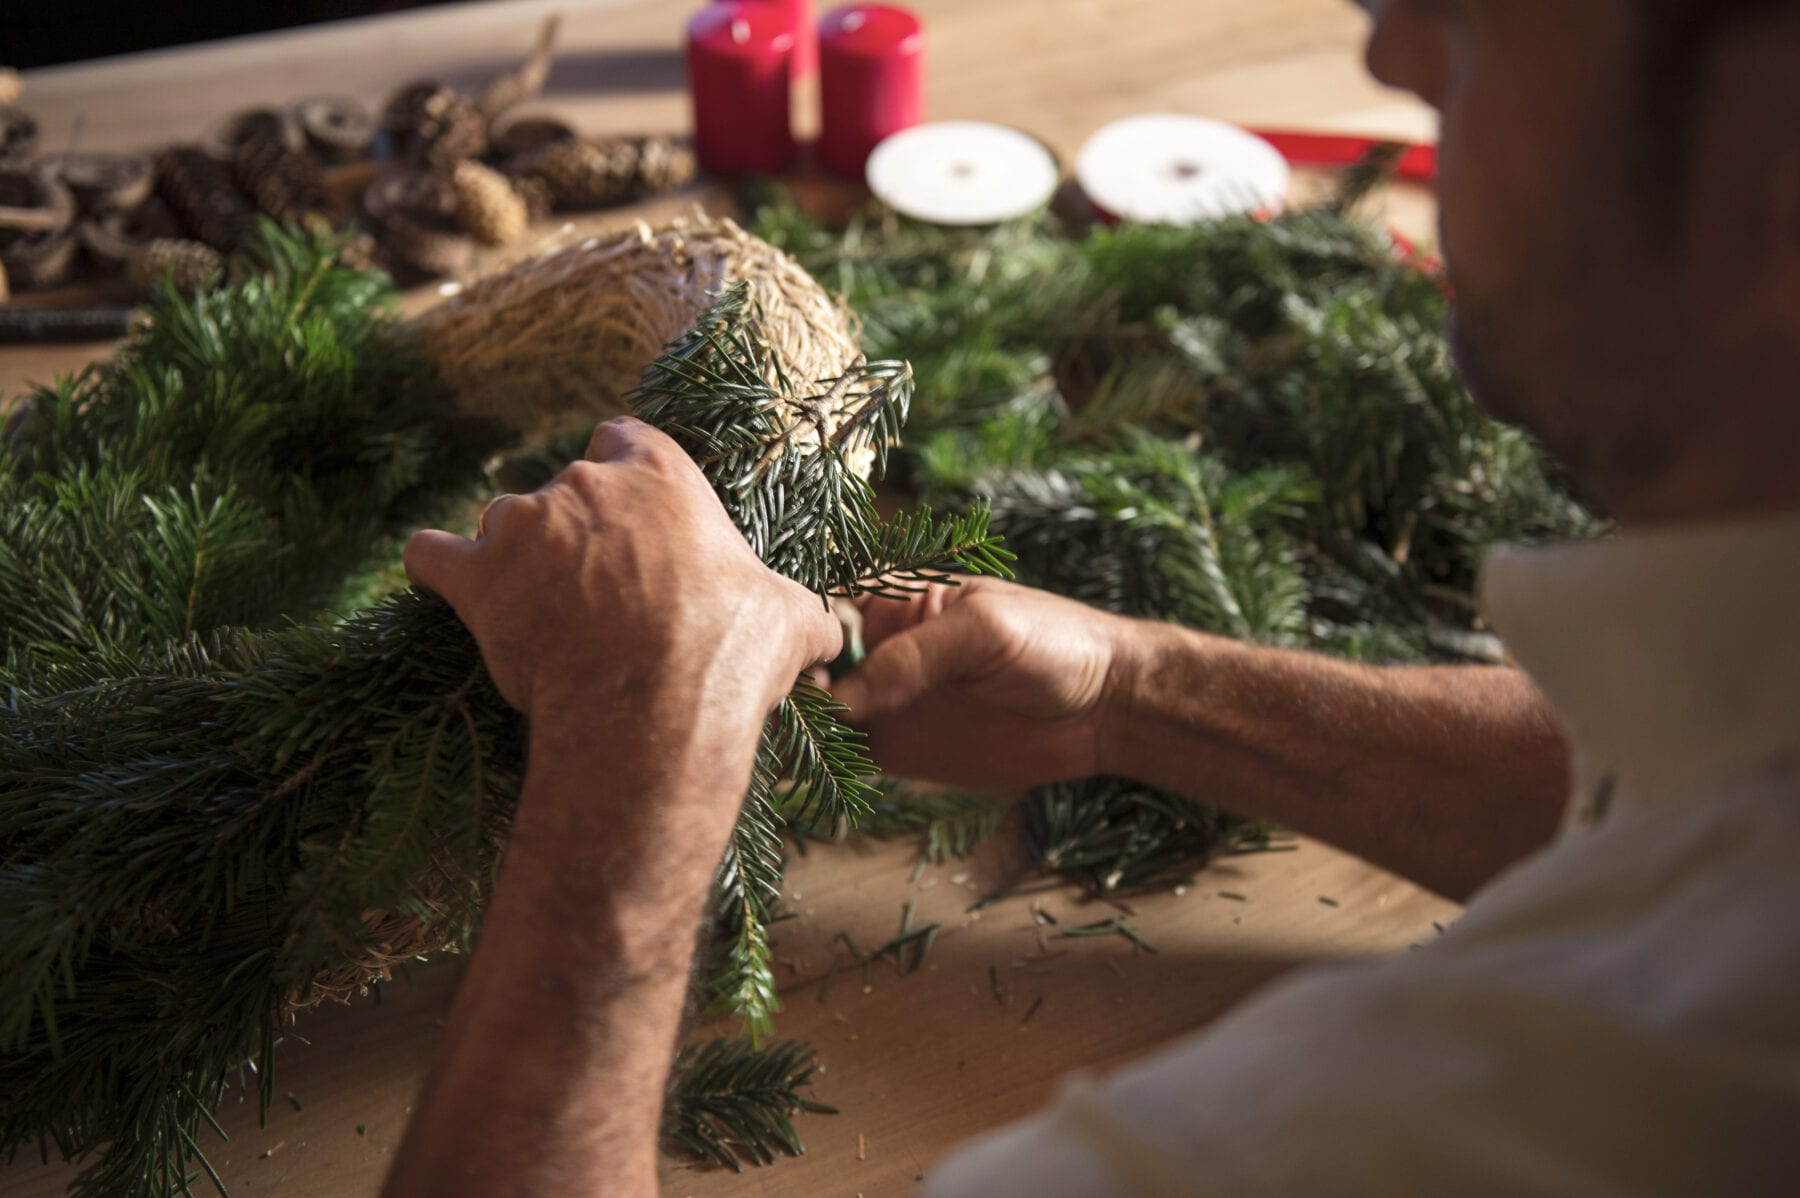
xmin=865 ymin=121 xmax=1058 ymax=226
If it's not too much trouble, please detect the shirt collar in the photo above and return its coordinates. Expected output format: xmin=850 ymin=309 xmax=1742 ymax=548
xmin=1480 ymin=514 xmax=1800 ymax=826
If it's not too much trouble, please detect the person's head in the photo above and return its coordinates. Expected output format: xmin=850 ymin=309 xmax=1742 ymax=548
xmin=1360 ymin=0 xmax=1800 ymax=522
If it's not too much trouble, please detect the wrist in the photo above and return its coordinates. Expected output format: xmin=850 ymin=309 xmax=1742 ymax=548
xmin=1098 ymin=618 xmax=1238 ymax=778
xmin=510 ymin=685 xmax=766 ymax=888
xmin=1097 ymin=616 xmax=1156 ymax=777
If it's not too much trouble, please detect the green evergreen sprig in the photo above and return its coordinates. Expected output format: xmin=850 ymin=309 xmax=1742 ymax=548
xmin=663 ymin=1037 xmax=835 ymax=1172
xmin=1 ymin=253 xmax=988 ymax=1192
xmin=855 ymin=784 xmax=1011 ymax=865
xmin=753 ymin=184 xmax=1600 ymax=897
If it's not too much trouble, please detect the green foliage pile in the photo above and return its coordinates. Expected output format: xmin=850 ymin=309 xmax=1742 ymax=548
xmin=753 ymin=187 xmax=1598 ymax=891
xmin=0 ymin=180 xmax=1600 ymax=1196
xmin=0 ymin=231 xmax=999 ymax=1195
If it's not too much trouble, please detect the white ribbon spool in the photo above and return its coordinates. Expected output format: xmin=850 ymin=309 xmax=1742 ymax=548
xmin=1075 ymin=114 xmax=1289 ymax=225
xmin=865 ymin=120 xmax=1061 ymax=226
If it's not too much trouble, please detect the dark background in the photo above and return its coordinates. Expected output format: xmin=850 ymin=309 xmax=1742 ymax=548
xmin=8 ymin=1 xmax=457 ymax=69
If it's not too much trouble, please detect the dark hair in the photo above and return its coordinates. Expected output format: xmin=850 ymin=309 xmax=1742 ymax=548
xmin=1633 ymin=1 xmax=1797 ymax=235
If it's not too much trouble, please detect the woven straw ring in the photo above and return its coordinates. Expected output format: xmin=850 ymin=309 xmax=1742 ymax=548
xmin=476 ymin=493 xmax=520 ymax=539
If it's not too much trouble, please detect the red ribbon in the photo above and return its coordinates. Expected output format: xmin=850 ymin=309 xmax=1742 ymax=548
xmin=1249 ymin=128 xmax=1438 ymax=184
xmin=1251 ymin=127 xmax=1443 ymax=275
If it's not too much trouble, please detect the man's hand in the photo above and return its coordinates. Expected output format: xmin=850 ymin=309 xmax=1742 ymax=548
xmin=384 ymin=419 xmax=844 ymax=1198
xmin=404 ymin=416 xmax=841 ymax=723
xmin=832 ymin=578 xmax=1139 ymax=789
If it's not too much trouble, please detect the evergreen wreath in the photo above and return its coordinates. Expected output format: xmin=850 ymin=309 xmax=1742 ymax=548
xmin=0 ymin=225 xmax=1003 ymax=1195
xmin=3 ymin=159 xmax=1598 ymax=1194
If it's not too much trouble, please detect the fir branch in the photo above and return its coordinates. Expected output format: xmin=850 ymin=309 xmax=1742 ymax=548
xmin=1023 ymin=776 xmax=1271 ymax=895
xmin=856 ymin=785 xmax=1010 ymax=864
xmin=663 ymin=1037 xmax=833 ymax=1172
xmin=0 ymin=276 xmax=958 ymax=1193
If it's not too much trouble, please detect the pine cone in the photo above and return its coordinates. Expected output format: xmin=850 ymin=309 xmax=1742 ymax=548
xmin=206 ymin=109 xmax=295 ymax=158
xmin=632 ymin=135 xmax=697 ymax=197
xmin=418 ymin=98 xmax=489 ymax=172
xmin=451 ymin=160 xmax=527 ymax=246
xmin=381 ymin=82 xmax=452 ymax=141
xmin=491 ymin=114 xmax=574 ymax=162
xmin=235 ymin=135 xmax=328 ymax=227
xmin=154 ymin=147 xmax=259 ymax=253
xmin=513 ymin=137 xmax=638 ymax=210
xmin=126 ymin=237 xmax=223 ymax=295
xmin=511 ymin=173 xmax=554 ymax=222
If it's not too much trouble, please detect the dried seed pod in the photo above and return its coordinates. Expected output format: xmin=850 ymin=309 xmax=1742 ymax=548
xmin=363 ymin=168 xmax=456 ymax=226
xmin=451 ymin=160 xmax=527 ymax=246
xmin=365 ymin=169 xmax=471 ymax=278
xmin=203 ymin=108 xmax=296 ymax=161
xmin=381 ymin=81 xmax=452 ymax=139
xmin=379 ymin=75 xmax=492 ymax=173
xmin=633 ymin=135 xmax=698 ymax=197
xmin=126 ymin=237 xmax=223 ymax=295
xmin=475 ymin=14 xmax=561 ymax=121
xmin=0 ymin=163 xmax=76 ymax=235
xmin=0 ymin=106 xmax=39 ymax=164
xmin=235 ymin=134 xmax=328 ymax=226
xmin=491 ymin=113 xmax=574 ymax=162
xmin=78 ymin=199 xmax=184 ymax=270
xmin=58 ymin=153 xmax=155 ymax=215
xmin=290 ymin=95 xmax=375 ymax=163
xmin=417 ymin=98 xmax=488 ymax=172
xmin=76 ymin=217 xmax=133 ymax=268
xmin=0 ymin=228 xmax=78 ymax=289
xmin=514 ymin=137 xmax=639 ymax=210
xmin=155 ymin=146 xmax=260 ymax=253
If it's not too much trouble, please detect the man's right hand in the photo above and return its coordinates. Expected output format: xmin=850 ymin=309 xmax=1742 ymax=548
xmin=830 ymin=578 xmax=1139 ymax=789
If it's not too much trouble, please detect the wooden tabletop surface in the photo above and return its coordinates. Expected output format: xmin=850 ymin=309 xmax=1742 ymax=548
xmin=0 ymin=2 xmax=1453 ymax=1195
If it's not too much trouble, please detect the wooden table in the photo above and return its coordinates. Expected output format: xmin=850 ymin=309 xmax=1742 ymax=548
xmin=0 ymin=2 xmax=1454 ymax=1194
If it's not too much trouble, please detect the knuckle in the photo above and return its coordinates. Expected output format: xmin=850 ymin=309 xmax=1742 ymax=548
xmin=554 ymin=459 xmax=607 ymax=498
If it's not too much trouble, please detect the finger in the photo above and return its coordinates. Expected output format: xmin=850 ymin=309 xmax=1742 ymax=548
xmin=585 ymin=415 xmax=664 ymax=463
xmin=403 ymin=529 xmax=479 ymax=600
xmin=830 ymin=600 xmax=994 ymax=721
xmin=476 ymin=492 xmax=521 ymax=540
xmin=855 ymin=582 xmax=965 ymax=648
xmin=800 ymin=600 xmax=845 ymax=672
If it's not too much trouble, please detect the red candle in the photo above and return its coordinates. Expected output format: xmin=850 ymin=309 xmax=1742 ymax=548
xmin=687 ymin=2 xmax=798 ymax=176
xmin=745 ymin=0 xmax=817 ymax=79
xmin=817 ymin=5 xmax=924 ymax=179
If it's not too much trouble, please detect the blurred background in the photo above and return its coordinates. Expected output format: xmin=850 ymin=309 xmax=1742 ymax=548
xmin=10 ymin=1 xmax=458 ymax=68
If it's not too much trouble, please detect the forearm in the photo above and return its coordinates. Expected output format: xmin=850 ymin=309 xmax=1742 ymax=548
xmin=1106 ymin=623 xmax=1570 ymax=901
xmin=383 ymin=699 xmax=763 ymax=1198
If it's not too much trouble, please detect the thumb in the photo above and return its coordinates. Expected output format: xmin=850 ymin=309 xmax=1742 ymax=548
xmin=832 ymin=603 xmax=991 ymax=722
xmin=403 ymin=529 xmax=476 ymax=602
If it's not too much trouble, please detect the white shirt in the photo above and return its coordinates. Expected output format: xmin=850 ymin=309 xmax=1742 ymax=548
xmin=925 ymin=516 xmax=1800 ymax=1196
